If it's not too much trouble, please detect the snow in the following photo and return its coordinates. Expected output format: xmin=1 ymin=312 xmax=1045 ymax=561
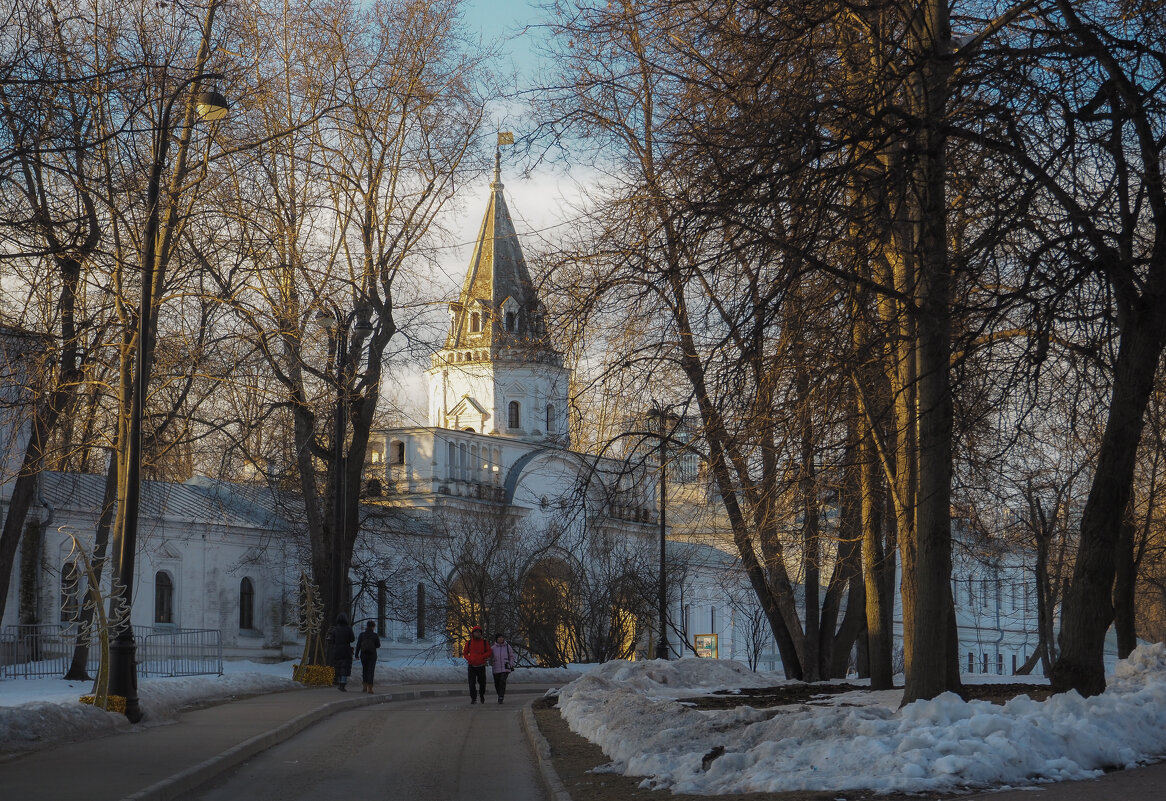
xmin=555 ymin=642 xmax=1166 ymax=794
xmin=4 ymin=645 xmax=1166 ymax=795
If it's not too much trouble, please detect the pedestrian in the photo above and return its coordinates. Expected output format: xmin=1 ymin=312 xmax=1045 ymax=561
xmin=355 ymin=620 xmax=381 ymax=694
xmin=490 ymin=633 xmax=516 ymax=704
xmin=463 ymin=625 xmax=491 ymax=704
xmin=327 ymin=612 xmax=355 ymax=692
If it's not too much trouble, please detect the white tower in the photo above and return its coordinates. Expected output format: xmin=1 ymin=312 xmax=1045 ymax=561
xmin=426 ymin=153 xmax=570 ymax=444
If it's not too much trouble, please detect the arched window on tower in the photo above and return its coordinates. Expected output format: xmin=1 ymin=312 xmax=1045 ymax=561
xmin=508 ymin=401 xmax=521 ymax=429
xmin=470 ymin=312 xmax=481 ymax=332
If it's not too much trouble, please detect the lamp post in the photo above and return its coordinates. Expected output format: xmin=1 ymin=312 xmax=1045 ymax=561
xmin=107 ymin=77 xmax=228 ymax=724
xmin=648 ymin=405 xmax=671 ymax=660
xmin=318 ymin=307 xmax=374 ymax=620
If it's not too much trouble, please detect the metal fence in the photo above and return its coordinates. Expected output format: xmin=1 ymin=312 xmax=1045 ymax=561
xmin=140 ymin=628 xmax=222 ymax=677
xmin=0 ymin=624 xmax=98 ymax=678
xmin=0 ymin=624 xmax=222 ymax=679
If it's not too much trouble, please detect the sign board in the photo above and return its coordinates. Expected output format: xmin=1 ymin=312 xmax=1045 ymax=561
xmin=693 ymin=633 xmax=718 ymax=659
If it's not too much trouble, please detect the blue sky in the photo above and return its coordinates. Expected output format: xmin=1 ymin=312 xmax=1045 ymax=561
xmin=461 ymin=0 xmax=546 ymax=80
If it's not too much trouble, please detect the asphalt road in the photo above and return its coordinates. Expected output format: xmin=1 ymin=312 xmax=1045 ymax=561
xmin=185 ymin=695 xmax=546 ymax=801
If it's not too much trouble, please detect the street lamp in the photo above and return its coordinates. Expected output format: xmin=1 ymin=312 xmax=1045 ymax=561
xmin=107 ymin=75 xmax=228 ymax=724
xmin=317 ymin=306 xmax=374 ymax=621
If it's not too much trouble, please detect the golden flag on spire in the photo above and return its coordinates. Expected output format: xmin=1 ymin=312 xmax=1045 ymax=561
xmin=497 ymin=131 xmax=515 ymax=146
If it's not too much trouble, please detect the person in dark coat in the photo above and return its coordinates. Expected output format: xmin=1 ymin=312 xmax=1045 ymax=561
xmin=355 ymin=620 xmax=381 ymax=694
xmin=327 ymin=613 xmax=355 ymax=691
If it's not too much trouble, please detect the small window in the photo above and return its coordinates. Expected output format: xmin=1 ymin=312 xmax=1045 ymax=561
xmin=470 ymin=312 xmax=481 ymax=332
xmin=546 ymin=404 xmax=556 ymax=434
xmin=505 ymin=311 xmax=516 ymax=332
xmin=982 ymin=653 xmax=988 ymax=673
xmin=967 ymin=652 xmax=974 ymax=673
xmin=508 ymin=401 xmax=521 ymax=429
xmin=155 ymin=572 xmax=174 ymax=624
xmin=389 ymin=440 xmax=405 ymax=465
xmin=240 ymin=577 xmax=255 ymax=630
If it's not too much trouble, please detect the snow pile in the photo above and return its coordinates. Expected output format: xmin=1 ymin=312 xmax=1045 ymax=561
xmin=556 ymin=646 xmax=1166 ymax=794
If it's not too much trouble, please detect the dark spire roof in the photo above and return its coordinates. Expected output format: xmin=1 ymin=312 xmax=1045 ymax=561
xmin=442 ymin=152 xmax=556 ymax=362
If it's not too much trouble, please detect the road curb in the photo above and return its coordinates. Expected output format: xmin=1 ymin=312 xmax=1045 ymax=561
xmin=522 ymin=702 xmax=573 ymax=801
xmin=119 ymin=688 xmax=462 ymax=801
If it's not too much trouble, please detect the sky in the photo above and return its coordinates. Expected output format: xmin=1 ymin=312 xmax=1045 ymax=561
xmin=5 ymin=645 xmax=1166 ymax=794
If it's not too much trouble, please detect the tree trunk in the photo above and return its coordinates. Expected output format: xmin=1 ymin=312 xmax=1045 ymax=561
xmin=1113 ymin=517 xmax=1137 ymax=659
xmin=901 ymin=0 xmax=959 ymax=705
xmin=1052 ymin=315 xmax=1165 ymax=695
xmin=860 ymin=426 xmax=894 ymax=689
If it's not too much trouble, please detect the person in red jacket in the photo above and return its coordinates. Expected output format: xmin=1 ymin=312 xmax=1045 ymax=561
xmin=463 ymin=625 xmax=491 ymax=704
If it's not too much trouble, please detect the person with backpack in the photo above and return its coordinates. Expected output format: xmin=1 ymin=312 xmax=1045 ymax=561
xmin=490 ymin=633 xmax=516 ymax=704
xmin=355 ymin=620 xmax=381 ymax=694
xmin=463 ymin=625 xmax=491 ymax=704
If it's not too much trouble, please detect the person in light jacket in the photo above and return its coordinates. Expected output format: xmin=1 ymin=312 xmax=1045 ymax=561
xmin=490 ymin=633 xmax=517 ymax=704
xmin=463 ymin=625 xmax=491 ymax=704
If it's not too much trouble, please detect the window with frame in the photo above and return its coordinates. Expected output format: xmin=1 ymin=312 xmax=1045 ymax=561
xmin=545 ymin=404 xmax=556 ymax=434
xmin=505 ymin=311 xmax=516 ymax=332
xmin=155 ymin=571 xmax=174 ymax=624
xmin=239 ymin=577 xmax=255 ymax=630
xmin=470 ymin=311 xmax=481 ymax=332
xmin=508 ymin=401 xmax=521 ymax=429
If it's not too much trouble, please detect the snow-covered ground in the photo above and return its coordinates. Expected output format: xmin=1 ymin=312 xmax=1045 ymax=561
xmin=5 ymin=645 xmax=1166 ymax=796
xmin=555 ymin=643 xmax=1166 ymax=795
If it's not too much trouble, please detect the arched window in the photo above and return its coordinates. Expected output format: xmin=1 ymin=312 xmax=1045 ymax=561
xmin=470 ymin=312 xmax=481 ymax=332
xmin=545 ymin=404 xmax=556 ymax=434
xmin=155 ymin=572 xmax=174 ymax=624
xmin=239 ymin=578 xmax=255 ymax=630
xmin=505 ymin=311 xmax=516 ymax=332
xmin=508 ymin=401 xmax=521 ymax=429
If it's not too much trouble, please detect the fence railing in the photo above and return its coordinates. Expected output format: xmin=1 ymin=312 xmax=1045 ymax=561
xmin=0 ymin=624 xmax=98 ymax=679
xmin=0 ymin=624 xmax=222 ymax=679
xmin=140 ymin=628 xmax=222 ymax=677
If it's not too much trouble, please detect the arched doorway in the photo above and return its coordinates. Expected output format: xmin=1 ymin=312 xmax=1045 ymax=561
xmin=520 ymin=558 xmax=576 ymax=667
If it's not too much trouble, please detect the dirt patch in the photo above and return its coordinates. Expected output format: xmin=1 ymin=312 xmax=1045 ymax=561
xmin=530 ymin=682 xmax=1054 ymax=800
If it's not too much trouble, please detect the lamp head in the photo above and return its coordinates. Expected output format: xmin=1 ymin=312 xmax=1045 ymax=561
xmin=351 ymin=310 xmax=374 ymax=343
xmin=195 ymin=89 xmax=229 ymax=121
